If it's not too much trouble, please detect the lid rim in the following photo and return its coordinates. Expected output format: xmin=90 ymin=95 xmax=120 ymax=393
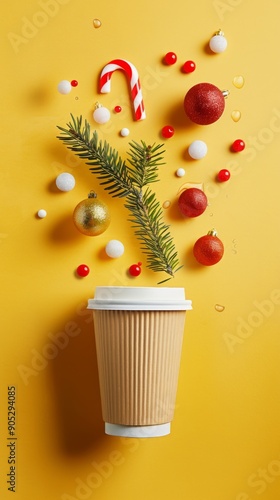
xmin=87 ymin=286 xmax=192 ymax=311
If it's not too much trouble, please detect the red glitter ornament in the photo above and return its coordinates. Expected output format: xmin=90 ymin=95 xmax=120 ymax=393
xmin=182 ymin=60 xmax=196 ymax=73
xmin=164 ymin=52 xmax=177 ymax=65
xmin=231 ymin=139 xmax=245 ymax=152
xmin=184 ymin=82 xmax=227 ymax=125
xmin=76 ymin=264 xmax=90 ymax=277
xmin=129 ymin=262 xmax=142 ymax=277
xmin=217 ymin=169 xmax=230 ymax=182
xmin=71 ymin=80 xmax=78 ymax=87
xmin=178 ymin=188 xmax=207 ymax=217
xmin=193 ymin=230 xmax=224 ymax=266
xmin=162 ymin=125 xmax=174 ymax=138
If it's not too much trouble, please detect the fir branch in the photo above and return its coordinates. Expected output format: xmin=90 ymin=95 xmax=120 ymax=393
xmin=126 ymin=141 xmax=165 ymax=188
xmin=57 ymin=114 xmax=133 ymax=198
xmin=125 ymin=188 xmax=181 ymax=276
xmin=56 ymin=115 xmax=182 ymax=279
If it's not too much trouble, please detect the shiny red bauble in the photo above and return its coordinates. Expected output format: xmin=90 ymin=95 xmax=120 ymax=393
xmin=162 ymin=125 xmax=174 ymax=138
xmin=182 ymin=60 xmax=196 ymax=73
xmin=184 ymin=82 xmax=226 ymax=125
xmin=129 ymin=262 xmax=142 ymax=276
xmin=76 ymin=264 xmax=90 ymax=277
xmin=231 ymin=139 xmax=245 ymax=152
xmin=164 ymin=52 xmax=177 ymax=65
xmin=217 ymin=169 xmax=230 ymax=182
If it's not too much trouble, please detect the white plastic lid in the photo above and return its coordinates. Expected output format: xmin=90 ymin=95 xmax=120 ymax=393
xmin=87 ymin=286 xmax=192 ymax=311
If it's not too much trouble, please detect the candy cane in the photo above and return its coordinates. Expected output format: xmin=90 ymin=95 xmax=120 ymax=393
xmin=99 ymin=59 xmax=146 ymax=121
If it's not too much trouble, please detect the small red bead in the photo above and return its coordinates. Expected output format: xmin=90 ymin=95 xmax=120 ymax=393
xmin=71 ymin=80 xmax=78 ymax=87
xmin=114 ymin=105 xmax=122 ymax=113
xmin=129 ymin=262 xmax=142 ymax=277
xmin=217 ymin=169 xmax=230 ymax=182
xmin=162 ymin=125 xmax=175 ymax=138
xmin=231 ymin=139 xmax=245 ymax=152
xmin=76 ymin=264 xmax=90 ymax=277
xmin=164 ymin=52 xmax=177 ymax=65
xmin=182 ymin=60 xmax=196 ymax=73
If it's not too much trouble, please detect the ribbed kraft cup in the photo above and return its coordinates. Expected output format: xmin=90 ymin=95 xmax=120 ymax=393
xmin=93 ymin=309 xmax=186 ymax=426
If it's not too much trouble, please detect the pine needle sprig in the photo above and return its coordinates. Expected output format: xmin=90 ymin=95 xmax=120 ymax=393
xmin=56 ymin=115 xmax=182 ymax=280
xmin=57 ymin=114 xmax=133 ymax=198
xmin=126 ymin=141 xmax=165 ymax=188
xmin=125 ymin=188 xmax=181 ymax=277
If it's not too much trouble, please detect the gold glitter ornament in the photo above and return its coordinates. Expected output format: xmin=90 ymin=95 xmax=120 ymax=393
xmin=73 ymin=191 xmax=111 ymax=236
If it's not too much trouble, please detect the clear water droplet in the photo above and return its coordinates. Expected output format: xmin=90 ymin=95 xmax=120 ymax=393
xmin=75 ymin=96 xmax=79 ymax=100
xmin=231 ymin=110 xmax=241 ymax=122
xmin=93 ymin=18 xmax=102 ymax=28
xmin=215 ymin=304 xmax=225 ymax=312
xmin=233 ymin=75 xmax=244 ymax=89
xmin=232 ymin=238 xmax=238 ymax=253
xmin=162 ymin=200 xmax=171 ymax=209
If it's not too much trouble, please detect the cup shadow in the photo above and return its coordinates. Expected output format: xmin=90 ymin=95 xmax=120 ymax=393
xmin=50 ymin=308 xmax=105 ymax=454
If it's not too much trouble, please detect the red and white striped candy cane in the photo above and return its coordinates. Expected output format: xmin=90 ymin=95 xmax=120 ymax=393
xmin=99 ymin=59 xmax=146 ymax=121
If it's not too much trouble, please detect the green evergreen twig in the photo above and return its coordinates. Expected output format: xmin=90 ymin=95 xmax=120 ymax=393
xmin=57 ymin=115 xmax=182 ymax=280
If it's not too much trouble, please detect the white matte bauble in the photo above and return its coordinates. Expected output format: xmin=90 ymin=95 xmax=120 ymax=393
xmin=120 ymin=128 xmax=130 ymax=137
xmin=188 ymin=140 xmax=208 ymax=160
xmin=176 ymin=168 xmax=185 ymax=177
xmin=209 ymin=32 xmax=227 ymax=53
xmin=37 ymin=209 xmax=47 ymax=218
xmin=105 ymin=239 xmax=125 ymax=258
xmin=93 ymin=105 xmax=111 ymax=124
xmin=57 ymin=80 xmax=72 ymax=94
xmin=56 ymin=172 xmax=76 ymax=192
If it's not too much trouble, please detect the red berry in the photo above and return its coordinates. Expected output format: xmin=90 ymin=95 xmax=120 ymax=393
xmin=129 ymin=262 xmax=142 ymax=277
xmin=184 ymin=82 xmax=225 ymax=125
xmin=162 ymin=125 xmax=174 ymax=138
xmin=114 ymin=105 xmax=122 ymax=113
xmin=164 ymin=52 xmax=177 ymax=65
xmin=76 ymin=264 xmax=90 ymax=277
xmin=182 ymin=60 xmax=196 ymax=73
xmin=231 ymin=139 xmax=245 ymax=152
xmin=71 ymin=80 xmax=78 ymax=87
xmin=178 ymin=188 xmax=207 ymax=218
xmin=217 ymin=169 xmax=230 ymax=182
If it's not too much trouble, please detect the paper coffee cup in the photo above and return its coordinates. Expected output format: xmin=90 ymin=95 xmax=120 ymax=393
xmin=88 ymin=286 xmax=192 ymax=438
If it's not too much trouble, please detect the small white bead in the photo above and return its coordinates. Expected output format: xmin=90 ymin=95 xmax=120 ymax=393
xmin=209 ymin=35 xmax=227 ymax=53
xmin=57 ymin=80 xmax=72 ymax=94
xmin=93 ymin=106 xmax=111 ymax=124
xmin=120 ymin=128 xmax=130 ymax=137
xmin=105 ymin=240 xmax=125 ymax=258
xmin=37 ymin=209 xmax=47 ymax=218
xmin=188 ymin=140 xmax=208 ymax=160
xmin=176 ymin=168 xmax=185 ymax=177
xmin=56 ymin=172 xmax=76 ymax=192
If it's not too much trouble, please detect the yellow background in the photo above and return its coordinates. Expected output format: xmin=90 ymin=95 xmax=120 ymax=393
xmin=1 ymin=0 xmax=280 ymax=499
